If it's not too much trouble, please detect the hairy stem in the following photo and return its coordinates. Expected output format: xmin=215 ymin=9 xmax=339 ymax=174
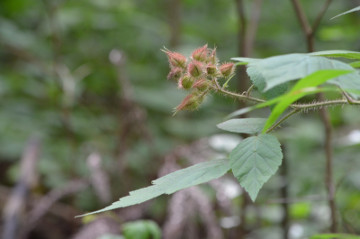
xmin=214 ymin=86 xmax=360 ymax=109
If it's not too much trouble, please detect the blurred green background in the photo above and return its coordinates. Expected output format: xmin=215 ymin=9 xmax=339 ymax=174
xmin=0 ymin=0 xmax=360 ymax=238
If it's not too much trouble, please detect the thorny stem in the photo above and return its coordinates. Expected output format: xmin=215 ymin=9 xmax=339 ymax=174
xmin=214 ymin=86 xmax=360 ymax=109
xmin=214 ymin=86 xmax=360 ymax=134
xmin=291 ymin=99 xmax=350 ymax=109
xmin=212 ymin=86 xmax=265 ymax=104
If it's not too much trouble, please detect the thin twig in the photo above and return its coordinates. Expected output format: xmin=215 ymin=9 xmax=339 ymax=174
xmin=312 ymin=0 xmax=333 ymax=33
xmin=290 ymin=0 xmax=337 ymax=232
xmin=290 ymin=0 xmax=312 ymax=36
xmin=291 ymin=0 xmax=314 ymax=51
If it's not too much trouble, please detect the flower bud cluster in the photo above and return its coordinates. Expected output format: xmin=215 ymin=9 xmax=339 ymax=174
xmin=163 ymin=45 xmax=235 ymax=113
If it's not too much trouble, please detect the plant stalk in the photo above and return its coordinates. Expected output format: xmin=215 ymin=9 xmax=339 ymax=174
xmin=290 ymin=0 xmax=337 ymax=232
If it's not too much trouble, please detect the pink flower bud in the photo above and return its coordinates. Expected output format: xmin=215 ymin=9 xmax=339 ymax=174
xmin=219 ymin=62 xmax=235 ymax=77
xmin=188 ymin=61 xmax=203 ymax=77
xmin=191 ymin=44 xmax=208 ymax=62
xmin=175 ymin=93 xmax=203 ymax=112
xmin=192 ymin=79 xmax=209 ymax=91
xmin=180 ymin=75 xmax=195 ymax=89
xmin=206 ymin=64 xmax=217 ymax=75
xmin=167 ymin=67 xmax=183 ymax=81
xmin=164 ymin=50 xmax=187 ymax=69
xmin=208 ymin=48 xmax=217 ymax=64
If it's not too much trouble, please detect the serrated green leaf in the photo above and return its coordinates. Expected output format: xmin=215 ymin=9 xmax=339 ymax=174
xmin=247 ymin=54 xmax=360 ymax=94
xmin=229 ymin=134 xmax=282 ymax=201
xmin=217 ymin=118 xmax=267 ymax=134
xmin=331 ymin=6 xmax=360 ymax=19
xmin=262 ymin=69 xmax=353 ymax=133
xmin=247 ymin=67 xmax=288 ymax=99
xmin=310 ymin=50 xmax=360 ymax=60
xmin=77 ymin=159 xmax=230 ymax=217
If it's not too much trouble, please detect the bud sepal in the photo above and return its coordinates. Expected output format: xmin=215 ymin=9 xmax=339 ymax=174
xmin=188 ymin=61 xmax=203 ymax=77
xmin=219 ymin=62 xmax=235 ymax=77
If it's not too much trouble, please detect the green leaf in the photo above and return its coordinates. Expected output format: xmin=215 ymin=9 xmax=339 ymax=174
xmin=331 ymin=6 xmax=360 ymax=19
xmin=229 ymin=134 xmax=282 ymax=201
xmin=290 ymin=202 xmax=311 ymax=219
xmin=262 ymin=69 xmax=353 ymax=133
xmin=217 ymin=118 xmax=267 ymax=134
xmin=246 ymin=54 xmax=359 ymax=93
xmin=77 ymin=159 xmax=230 ymax=217
xmin=123 ymin=220 xmax=161 ymax=239
xmin=350 ymin=61 xmax=360 ymax=68
xmin=310 ymin=50 xmax=360 ymax=60
xmin=247 ymin=67 xmax=288 ymax=99
xmin=311 ymin=233 xmax=360 ymax=239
